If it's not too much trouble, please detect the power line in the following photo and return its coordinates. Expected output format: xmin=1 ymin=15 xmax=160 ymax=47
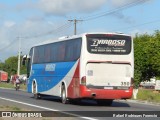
xmin=28 ymin=22 xmax=72 ymax=42
xmin=111 ymin=19 xmax=160 ymax=32
xmin=0 ymin=39 xmax=17 ymax=51
xmin=66 ymin=0 xmax=150 ymax=35
xmin=22 ymin=0 xmax=148 ymax=38
xmin=21 ymin=22 xmax=73 ymax=52
xmin=23 ymin=22 xmax=72 ymax=39
xmin=2 ymin=18 xmax=159 ymax=53
xmin=82 ymin=0 xmax=150 ymax=21
xmin=64 ymin=0 xmax=150 ymax=37
xmin=0 ymin=22 xmax=73 ymax=52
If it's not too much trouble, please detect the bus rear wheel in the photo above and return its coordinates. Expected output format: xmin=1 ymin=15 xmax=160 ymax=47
xmin=61 ymin=85 xmax=69 ymax=104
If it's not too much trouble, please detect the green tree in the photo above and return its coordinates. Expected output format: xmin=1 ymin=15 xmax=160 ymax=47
xmin=2 ymin=56 xmax=27 ymax=78
xmin=150 ymin=30 xmax=160 ymax=77
xmin=0 ymin=62 xmax=5 ymax=70
xmin=134 ymin=30 xmax=160 ymax=87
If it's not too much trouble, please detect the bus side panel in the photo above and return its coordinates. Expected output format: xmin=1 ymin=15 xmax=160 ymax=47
xmin=67 ymin=61 xmax=80 ymax=98
xmin=27 ymin=62 xmax=76 ymax=94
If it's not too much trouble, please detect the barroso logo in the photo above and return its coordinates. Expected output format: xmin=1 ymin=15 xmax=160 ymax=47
xmin=91 ymin=39 xmax=126 ymax=47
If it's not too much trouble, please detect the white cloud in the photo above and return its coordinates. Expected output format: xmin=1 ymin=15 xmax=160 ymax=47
xmin=4 ymin=21 xmax=16 ymax=28
xmin=15 ymin=0 xmax=151 ymax=16
xmin=37 ymin=0 xmax=107 ymax=15
xmin=14 ymin=0 xmax=107 ymax=16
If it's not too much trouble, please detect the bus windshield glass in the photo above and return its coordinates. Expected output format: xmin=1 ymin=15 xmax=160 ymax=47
xmin=87 ymin=34 xmax=131 ymax=55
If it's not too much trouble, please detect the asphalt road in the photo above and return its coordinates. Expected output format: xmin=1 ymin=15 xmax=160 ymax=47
xmin=0 ymin=88 xmax=160 ymax=120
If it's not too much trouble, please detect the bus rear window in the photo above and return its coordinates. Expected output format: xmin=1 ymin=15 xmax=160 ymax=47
xmin=87 ymin=34 xmax=131 ymax=55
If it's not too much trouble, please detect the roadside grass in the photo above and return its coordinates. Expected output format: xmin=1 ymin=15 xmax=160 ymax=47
xmin=0 ymin=105 xmax=21 ymax=111
xmin=0 ymin=82 xmax=26 ymax=90
xmin=137 ymin=89 xmax=160 ymax=103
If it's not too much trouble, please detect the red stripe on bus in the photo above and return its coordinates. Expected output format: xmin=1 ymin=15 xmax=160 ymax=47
xmin=67 ymin=60 xmax=80 ymax=98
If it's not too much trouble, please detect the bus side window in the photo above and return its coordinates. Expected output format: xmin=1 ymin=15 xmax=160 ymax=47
xmin=45 ymin=45 xmax=51 ymax=63
xmin=33 ymin=47 xmax=39 ymax=63
xmin=73 ymin=40 xmax=81 ymax=60
xmin=65 ymin=41 xmax=74 ymax=61
xmin=51 ymin=43 xmax=58 ymax=62
xmin=58 ymin=43 xmax=65 ymax=61
xmin=38 ymin=46 xmax=45 ymax=63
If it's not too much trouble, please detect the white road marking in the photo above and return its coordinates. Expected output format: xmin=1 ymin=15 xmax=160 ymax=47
xmin=0 ymin=96 xmax=98 ymax=120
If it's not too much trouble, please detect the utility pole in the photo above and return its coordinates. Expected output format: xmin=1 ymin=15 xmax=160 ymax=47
xmin=68 ymin=19 xmax=83 ymax=35
xmin=17 ymin=36 xmax=21 ymax=76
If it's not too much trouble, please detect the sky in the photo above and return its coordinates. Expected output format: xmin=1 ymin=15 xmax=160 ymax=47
xmin=0 ymin=0 xmax=159 ymax=62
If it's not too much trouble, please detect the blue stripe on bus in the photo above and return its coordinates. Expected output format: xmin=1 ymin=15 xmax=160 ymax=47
xmin=27 ymin=61 xmax=76 ymax=93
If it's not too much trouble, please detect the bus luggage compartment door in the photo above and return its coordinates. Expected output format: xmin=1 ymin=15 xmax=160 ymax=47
xmin=86 ymin=63 xmax=132 ymax=89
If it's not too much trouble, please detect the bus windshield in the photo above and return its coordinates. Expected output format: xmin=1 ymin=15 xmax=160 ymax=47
xmin=87 ymin=34 xmax=131 ymax=55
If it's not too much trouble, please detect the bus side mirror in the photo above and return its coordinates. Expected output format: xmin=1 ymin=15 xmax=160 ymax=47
xmin=22 ymin=55 xmax=27 ymax=65
xmin=22 ymin=60 xmax=25 ymax=65
xmin=22 ymin=55 xmax=30 ymax=65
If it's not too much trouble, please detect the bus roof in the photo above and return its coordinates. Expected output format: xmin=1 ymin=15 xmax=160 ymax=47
xmin=33 ymin=32 xmax=130 ymax=47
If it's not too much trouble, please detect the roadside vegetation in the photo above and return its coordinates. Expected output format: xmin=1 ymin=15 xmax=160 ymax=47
xmin=0 ymin=105 xmax=21 ymax=111
xmin=0 ymin=82 xmax=26 ymax=90
xmin=134 ymin=30 xmax=160 ymax=87
xmin=0 ymin=56 xmax=27 ymax=80
xmin=137 ymin=89 xmax=160 ymax=103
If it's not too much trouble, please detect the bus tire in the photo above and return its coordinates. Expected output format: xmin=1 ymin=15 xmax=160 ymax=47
xmin=61 ymin=85 xmax=69 ymax=104
xmin=96 ymin=99 xmax=113 ymax=106
xmin=33 ymin=82 xmax=41 ymax=99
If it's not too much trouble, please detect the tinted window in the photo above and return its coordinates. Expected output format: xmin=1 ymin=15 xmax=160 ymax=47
xmin=33 ymin=47 xmax=39 ymax=63
xmin=38 ymin=46 xmax=45 ymax=63
xmin=65 ymin=40 xmax=74 ymax=61
xmin=58 ymin=42 xmax=66 ymax=61
xmin=33 ymin=38 xmax=82 ymax=63
xmin=87 ymin=34 xmax=131 ymax=55
xmin=44 ymin=44 xmax=51 ymax=63
xmin=65 ymin=39 xmax=82 ymax=61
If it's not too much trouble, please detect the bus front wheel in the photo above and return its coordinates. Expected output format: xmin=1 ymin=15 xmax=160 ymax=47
xmin=33 ymin=82 xmax=41 ymax=99
xmin=61 ymin=85 xmax=69 ymax=104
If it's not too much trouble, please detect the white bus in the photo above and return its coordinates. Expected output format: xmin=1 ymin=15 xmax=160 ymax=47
xmin=23 ymin=32 xmax=134 ymax=106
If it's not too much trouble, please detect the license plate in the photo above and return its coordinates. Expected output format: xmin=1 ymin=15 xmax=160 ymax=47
xmin=104 ymin=87 xmax=113 ymax=89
